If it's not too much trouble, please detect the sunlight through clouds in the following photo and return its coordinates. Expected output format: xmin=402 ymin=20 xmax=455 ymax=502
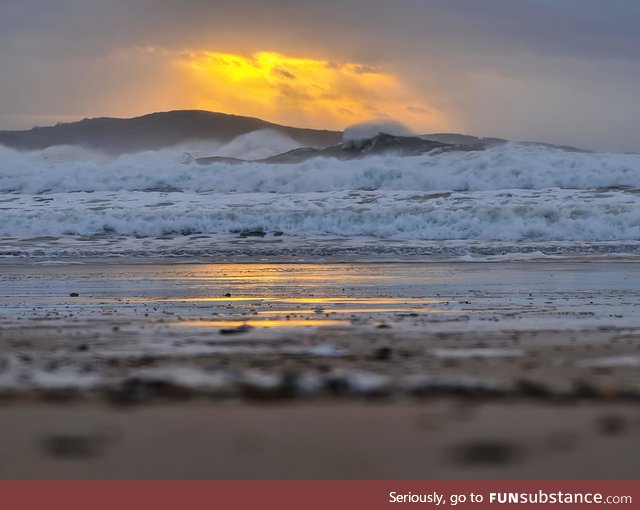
xmin=179 ymin=51 xmax=449 ymax=130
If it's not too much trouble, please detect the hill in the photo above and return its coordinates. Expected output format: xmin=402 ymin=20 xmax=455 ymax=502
xmin=0 ymin=110 xmax=342 ymax=154
xmin=0 ymin=110 xmax=590 ymax=156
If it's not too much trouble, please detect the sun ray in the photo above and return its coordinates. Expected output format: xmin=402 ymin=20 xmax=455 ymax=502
xmin=178 ymin=51 xmax=449 ymax=131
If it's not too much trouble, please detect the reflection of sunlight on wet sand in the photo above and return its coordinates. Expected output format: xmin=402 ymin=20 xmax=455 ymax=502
xmin=3 ymin=264 xmax=462 ymax=327
xmin=173 ymin=319 xmax=347 ymax=328
xmin=166 ymin=264 xmax=392 ymax=282
xmin=181 ymin=275 xmax=389 ymax=282
xmin=156 ymin=297 xmax=443 ymax=304
xmin=268 ymin=297 xmax=443 ymax=304
xmin=255 ymin=308 xmax=448 ymax=315
xmin=137 ymin=297 xmax=451 ymax=315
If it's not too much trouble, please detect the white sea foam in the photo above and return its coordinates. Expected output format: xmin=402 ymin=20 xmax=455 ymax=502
xmin=342 ymin=120 xmax=413 ymax=148
xmin=1 ymin=188 xmax=640 ymax=241
xmin=212 ymin=129 xmax=300 ymax=160
xmin=2 ymin=142 xmax=640 ymax=194
xmin=2 ymin=140 xmax=640 ymax=254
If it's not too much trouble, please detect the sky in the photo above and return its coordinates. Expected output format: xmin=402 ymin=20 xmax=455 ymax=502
xmin=1 ymin=0 xmax=639 ymax=152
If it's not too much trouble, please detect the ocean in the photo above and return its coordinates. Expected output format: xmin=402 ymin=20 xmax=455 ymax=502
xmin=2 ymin=142 xmax=640 ymax=260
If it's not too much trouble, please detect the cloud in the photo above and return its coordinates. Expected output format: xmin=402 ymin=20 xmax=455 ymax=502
xmin=1 ymin=0 xmax=640 ymax=150
xmin=176 ymin=50 xmax=449 ymax=131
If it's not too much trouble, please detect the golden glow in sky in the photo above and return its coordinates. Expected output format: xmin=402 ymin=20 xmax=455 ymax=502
xmin=179 ymin=51 xmax=449 ymax=131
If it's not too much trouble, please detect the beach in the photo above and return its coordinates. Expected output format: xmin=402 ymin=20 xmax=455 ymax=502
xmin=3 ymin=0 xmax=640 ymax=498
xmin=1 ymin=259 xmax=639 ymax=478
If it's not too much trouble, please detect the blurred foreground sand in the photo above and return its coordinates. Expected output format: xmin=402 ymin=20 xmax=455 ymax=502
xmin=0 ymin=400 xmax=639 ymax=479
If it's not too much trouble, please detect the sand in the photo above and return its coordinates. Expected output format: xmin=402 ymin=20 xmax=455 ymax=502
xmin=0 ymin=260 xmax=639 ymax=478
xmin=0 ymin=401 xmax=639 ymax=479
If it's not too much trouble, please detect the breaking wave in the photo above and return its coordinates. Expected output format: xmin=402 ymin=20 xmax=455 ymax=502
xmin=1 ymin=143 xmax=640 ymax=194
xmin=2 ymin=140 xmax=640 ymax=251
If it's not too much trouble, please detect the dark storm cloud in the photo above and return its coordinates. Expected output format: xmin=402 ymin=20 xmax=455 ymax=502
xmin=1 ymin=0 xmax=640 ymax=151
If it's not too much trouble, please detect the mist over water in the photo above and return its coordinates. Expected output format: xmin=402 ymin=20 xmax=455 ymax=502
xmin=342 ymin=120 xmax=413 ymax=148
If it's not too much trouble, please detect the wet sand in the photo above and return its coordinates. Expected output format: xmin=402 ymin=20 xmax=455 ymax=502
xmin=0 ymin=260 xmax=639 ymax=478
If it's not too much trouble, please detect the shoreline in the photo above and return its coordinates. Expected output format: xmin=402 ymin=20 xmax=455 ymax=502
xmin=3 ymin=234 xmax=640 ymax=263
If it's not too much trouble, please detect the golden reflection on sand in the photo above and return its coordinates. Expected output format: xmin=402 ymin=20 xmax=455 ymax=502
xmin=172 ymin=319 xmax=347 ymax=328
xmin=153 ymin=297 xmax=444 ymax=305
xmin=164 ymin=264 xmax=390 ymax=282
xmin=255 ymin=308 xmax=446 ymax=315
